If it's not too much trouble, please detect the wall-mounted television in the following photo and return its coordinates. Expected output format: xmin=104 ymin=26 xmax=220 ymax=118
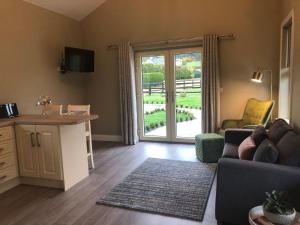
xmin=64 ymin=47 xmax=94 ymax=73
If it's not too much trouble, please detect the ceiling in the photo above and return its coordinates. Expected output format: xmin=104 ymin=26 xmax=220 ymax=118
xmin=23 ymin=0 xmax=107 ymax=21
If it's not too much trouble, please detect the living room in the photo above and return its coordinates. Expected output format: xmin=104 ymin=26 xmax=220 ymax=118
xmin=0 ymin=0 xmax=299 ymax=225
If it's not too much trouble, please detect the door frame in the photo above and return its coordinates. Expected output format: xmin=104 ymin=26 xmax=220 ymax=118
xmin=135 ymin=47 xmax=203 ymax=143
xmin=135 ymin=50 xmax=172 ymax=142
xmin=169 ymin=47 xmax=202 ymax=143
xmin=279 ymin=9 xmax=294 ymax=123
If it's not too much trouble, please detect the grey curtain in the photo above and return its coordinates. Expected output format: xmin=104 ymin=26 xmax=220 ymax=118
xmin=118 ymin=43 xmax=138 ymax=145
xmin=202 ymin=34 xmax=221 ymax=133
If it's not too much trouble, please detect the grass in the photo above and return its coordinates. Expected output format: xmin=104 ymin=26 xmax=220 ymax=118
xmin=144 ymin=111 xmax=166 ymax=127
xmin=143 ymin=92 xmax=201 ymax=108
xmin=144 ymin=110 xmax=194 ymax=132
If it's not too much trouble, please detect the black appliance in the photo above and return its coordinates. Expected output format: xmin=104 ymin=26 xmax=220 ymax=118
xmin=0 ymin=103 xmax=19 ymax=118
xmin=64 ymin=47 xmax=95 ymax=73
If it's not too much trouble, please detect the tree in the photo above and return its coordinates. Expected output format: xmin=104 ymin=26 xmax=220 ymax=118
xmin=176 ymin=67 xmax=193 ymax=80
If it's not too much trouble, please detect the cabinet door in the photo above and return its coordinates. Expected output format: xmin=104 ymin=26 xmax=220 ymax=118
xmin=36 ymin=126 xmax=62 ymax=180
xmin=15 ymin=125 xmax=40 ymax=177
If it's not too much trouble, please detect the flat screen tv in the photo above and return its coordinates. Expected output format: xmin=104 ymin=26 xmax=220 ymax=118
xmin=65 ymin=47 xmax=94 ymax=72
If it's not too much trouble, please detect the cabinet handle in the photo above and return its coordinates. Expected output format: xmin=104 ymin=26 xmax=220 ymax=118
xmin=0 ymin=162 xmax=5 ymax=167
xmin=30 ymin=132 xmax=35 ymax=147
xmin=0 ymin=175 xmax=7 ymax=180
xmin=36 ymin=132 xmax=41 ymax=147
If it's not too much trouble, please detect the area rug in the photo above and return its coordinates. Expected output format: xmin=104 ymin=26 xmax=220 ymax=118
xmin=97 ymin=158 xmax=216 ymax=221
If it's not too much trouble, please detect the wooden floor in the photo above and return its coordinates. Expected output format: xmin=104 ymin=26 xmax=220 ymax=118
xmin=0 ymin=141 xmax=217 ymax=225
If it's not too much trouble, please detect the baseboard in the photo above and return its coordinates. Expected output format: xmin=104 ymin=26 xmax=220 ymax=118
xmin=0 ymin=178 xmax=20 ymax=194
xmin=92 ymin=134 xmax=122 ymax=142
xmin=20 ymin=177 xmax=64 ymax=190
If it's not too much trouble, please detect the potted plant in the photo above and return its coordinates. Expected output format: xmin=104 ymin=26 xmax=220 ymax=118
xmin=263 ymin=190 xmax=296 ymax=225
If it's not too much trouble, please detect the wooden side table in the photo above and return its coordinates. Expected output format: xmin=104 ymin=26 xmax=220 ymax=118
xmin=249 ymin=206 xmax=300 ymax=225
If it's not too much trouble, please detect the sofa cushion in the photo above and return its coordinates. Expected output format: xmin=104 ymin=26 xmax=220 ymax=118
xmin=253 ymin=139 xmax=279 ymax=163
xmin=269 ymin=119 xmax=293 ymax=144
xmin=238 ymin=136 xmax=256 ymax=160
xmin=277 ymin=131 xmax=300 ymax=167
xmin=251 ymin=125 xmax=268 ymax=146
xmin=242 ymin=98 xmax=273 ymax=125
xmin=222 ymin=143 xmax=239 ymax=159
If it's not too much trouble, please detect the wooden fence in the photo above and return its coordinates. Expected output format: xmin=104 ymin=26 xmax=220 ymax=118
xmin=143 ymin=78 xmax=201 ymax=95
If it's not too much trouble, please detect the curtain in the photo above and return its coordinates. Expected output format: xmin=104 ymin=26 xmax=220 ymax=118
xmin=202 ymin=34 xmax=221 ymax=133
xmin=118 ymin=43 xmax=138 ymax=145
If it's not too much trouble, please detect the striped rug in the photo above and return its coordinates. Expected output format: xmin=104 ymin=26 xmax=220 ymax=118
xmin=97 ymin=158 xmax=216 ymax=221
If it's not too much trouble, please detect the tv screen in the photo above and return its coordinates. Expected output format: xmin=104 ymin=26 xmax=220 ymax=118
xmin=65 ymin=47 xmax=94 ymax=72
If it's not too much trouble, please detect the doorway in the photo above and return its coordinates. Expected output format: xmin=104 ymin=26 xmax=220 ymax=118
xmin=135 ymin=48 xmax=202 ymax=143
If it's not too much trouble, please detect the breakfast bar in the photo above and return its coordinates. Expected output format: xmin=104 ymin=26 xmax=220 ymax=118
xmin=0 ymin=114 xmax=98 ymax=193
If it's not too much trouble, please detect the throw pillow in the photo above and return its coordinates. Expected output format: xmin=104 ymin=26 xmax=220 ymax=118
xmin=276 ymin=131 xmax=300 ymax=167
xmin=251 ymin=125 xmax=268 ymax=146
xmin=269 ymin=119 xmax=293 ymax=144
xmin=238 ymin=136 xmax=256 ymax=160
xmin=253 ymin=139 xmax=279 ymax=163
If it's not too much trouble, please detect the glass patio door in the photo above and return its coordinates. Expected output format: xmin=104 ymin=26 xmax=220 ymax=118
xmin=135 ymin=48 xmax=202 ymax=143
xmin=170 ymin=48 xmax=202 ymax=142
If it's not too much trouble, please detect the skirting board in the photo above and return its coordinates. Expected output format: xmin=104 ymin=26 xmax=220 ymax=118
xmin=0 ymin=178 xmax=20 ymax=194
xmin=92 ymin=134 xmax=122 ymax=142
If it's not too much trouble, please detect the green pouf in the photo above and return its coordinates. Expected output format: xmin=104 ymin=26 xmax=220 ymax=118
xmin=195 ymin=133 xmax=224 ymax=163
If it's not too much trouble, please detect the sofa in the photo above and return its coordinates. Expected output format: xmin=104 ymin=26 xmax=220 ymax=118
xmin=215 ymin=119 xmax=300 ymax=225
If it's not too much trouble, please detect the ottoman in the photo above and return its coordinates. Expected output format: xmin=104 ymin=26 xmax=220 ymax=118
xmin=195 ymin=133 xmax=224 ymax=163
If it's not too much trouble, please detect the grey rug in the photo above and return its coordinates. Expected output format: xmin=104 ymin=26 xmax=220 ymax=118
xmin=97 ymin=158 xmax=216 ymax=221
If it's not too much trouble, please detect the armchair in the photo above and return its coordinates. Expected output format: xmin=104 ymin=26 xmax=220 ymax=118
xmin=221 ymin=98 xmax=274 ymax=130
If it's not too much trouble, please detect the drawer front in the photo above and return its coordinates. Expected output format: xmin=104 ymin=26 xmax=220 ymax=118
xmin=0 ymin=166 xmax=18 ymax=184
xmin=0 ymin=126 xmax=14 ymax=142
xmin=0 ymin=140 xmax=15 ymax=157
xmin=0 ymin=153 xmax=16 ymax=171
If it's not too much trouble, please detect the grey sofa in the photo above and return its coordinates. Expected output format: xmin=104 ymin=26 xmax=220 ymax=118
xmin=215 ymin=120 xmax=300 ymax=225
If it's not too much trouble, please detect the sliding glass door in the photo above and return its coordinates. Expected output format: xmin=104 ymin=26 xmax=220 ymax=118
xmin=135 ymin=48 xmax=202 ymax=143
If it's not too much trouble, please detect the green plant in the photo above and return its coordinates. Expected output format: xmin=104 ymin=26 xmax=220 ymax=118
xmin=145 ymin=126 xmax=150 ymax=132
xmin=176 ymin=67 xmax=193 ymax=80
xmin=263 ymin=191 xmax=294 ymax=215
xmin=143 ymin=72 xmax=164 ymax=83
xmin=180 ymin=91 xmax=187 ymax=97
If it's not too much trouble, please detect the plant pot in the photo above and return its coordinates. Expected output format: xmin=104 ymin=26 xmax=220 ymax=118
xmin=263 ymin=207 xmax=296 ymax=225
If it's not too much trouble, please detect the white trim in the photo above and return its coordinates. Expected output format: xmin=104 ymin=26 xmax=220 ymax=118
xmin=135 ymin=48 xmax=202 ymax=143
xmin=279 ymin=9 xmax=294 ymax=123
xmin=92 ymin=134 xmax=122 ymax=142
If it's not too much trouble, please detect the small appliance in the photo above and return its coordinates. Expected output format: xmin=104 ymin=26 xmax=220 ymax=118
xmin=0 ymin=103 xmax=19 ymax=118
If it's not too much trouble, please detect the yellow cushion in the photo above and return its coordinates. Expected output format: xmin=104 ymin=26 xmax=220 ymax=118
xmin=242 ymin=98 xmax=273 ymax=125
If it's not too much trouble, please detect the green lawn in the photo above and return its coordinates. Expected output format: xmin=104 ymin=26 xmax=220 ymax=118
xmin=144 ymin=111 xmax=166 ymax=127
xmin=144 ymin=111 xmax=194 ymax=131
xmin=144 ymin=92 xmax=201 ymax=108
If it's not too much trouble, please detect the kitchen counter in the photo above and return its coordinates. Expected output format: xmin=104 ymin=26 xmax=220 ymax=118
xmin=0 ymin=120 xmax=15 ymax=128
xmin=0 ymin=114 xmax=98 ymax=126
xmin=0 ymin=114 xmax=99 ymax=191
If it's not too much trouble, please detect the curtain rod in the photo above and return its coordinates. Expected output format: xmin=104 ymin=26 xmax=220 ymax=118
xmin=107 ymin=33 xmax=235 ymax=50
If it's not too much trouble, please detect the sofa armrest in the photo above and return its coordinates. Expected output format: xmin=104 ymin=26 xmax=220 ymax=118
xmin=224 ymin=129 xmax=253 ymax=145
xmin=216 ymin=158 xmax=300 ymax=225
